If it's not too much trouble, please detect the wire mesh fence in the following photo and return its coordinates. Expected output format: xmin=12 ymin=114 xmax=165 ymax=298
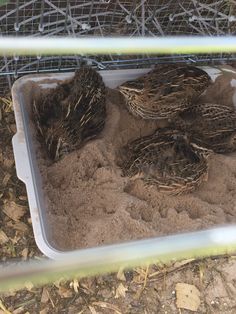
xmin=0 ymin=0 xmax=236 ymax=94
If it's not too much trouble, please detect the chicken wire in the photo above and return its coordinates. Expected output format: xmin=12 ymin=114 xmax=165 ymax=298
xmin=0 ymin=0 xmax=236 ymax=94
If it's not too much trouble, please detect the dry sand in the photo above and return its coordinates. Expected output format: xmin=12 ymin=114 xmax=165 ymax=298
xmin=36 ymin=66 xmax=236 ymax=251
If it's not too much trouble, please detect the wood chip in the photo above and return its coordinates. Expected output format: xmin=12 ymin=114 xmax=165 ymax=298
xmin=12 ymin=306 xmax=25 ymax=314
xmin=173 ymin=259 xmax=195 ymax=268
xmin=21 ymin=248 xmax=28 ymax=260
xmin=3 ymin=201 xmax=26 ymax=221
xmin=53 ymin=278 xmax=64 ymax=289
xmin=117 ymin=268 xmax=126 ymax=281
xmin=175 ymin=283 xmax=201 ymax=312
xmin=115 ymin=283 xmax=128 ymax=298
xmin=92 ymin=301 xmax=122 ymax=314
xmin=0 ymin=230 xmax=9 ymax=245
xmin=24 ymin=282 xmax=34 ymax=291
xmin=7 ymin=221 xmax=28 ymax=233
xmin=70 ymin=279 xmax=79 ymax=293
xmin=58 ymin=286 xmax=73 ymax=298
xmin=1 ymin=290 xmax=16 ymax=298
xmin=18 ymin=196 xmax=28 ymax=201
xmin=11 ymin=235 xmax=21 ymax=245
xmin=0 ymin=299 xmax=12 ymax=314
xmin=10 ymin=124 xmax=16 ymax=133
xmin=2 ymin=173 xmax=11 ymax=187
xmin=88 ymin=306 xmax=97 ymax=314
xmin=41 ymin=288 xmax=50 ymax=304
xmin=3 ymin=158 xmax=14 ymax=170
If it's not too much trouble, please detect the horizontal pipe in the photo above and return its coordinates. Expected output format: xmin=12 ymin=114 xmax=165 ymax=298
xmin=0 ymin=226 xmax=236 ymax=292
xmin=0 ymin=36 xmax=236 ymax=55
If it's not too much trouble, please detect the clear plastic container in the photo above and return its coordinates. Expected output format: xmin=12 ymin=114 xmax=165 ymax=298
xmin=11 ymin=68 xmax=155 ymax=259
xmin=12 ymin=66 xmax=228 ymax=260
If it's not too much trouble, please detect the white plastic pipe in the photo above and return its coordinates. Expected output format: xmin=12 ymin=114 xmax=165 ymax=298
xmin=0 ymin=226 xmax=236 ymax=292
xmin=0 ymin=36 xmax=236 ymax=55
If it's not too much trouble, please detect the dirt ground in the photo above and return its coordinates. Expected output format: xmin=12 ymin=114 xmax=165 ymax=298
xmin=1 ymin=98 xmax=236 ymax=314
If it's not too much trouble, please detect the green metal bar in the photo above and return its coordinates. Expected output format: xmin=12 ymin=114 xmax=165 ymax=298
xmin=0 ymin=226 xmax=235 ymax=292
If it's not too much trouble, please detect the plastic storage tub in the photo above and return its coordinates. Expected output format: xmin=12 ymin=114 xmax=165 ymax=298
xmin=12 ymin=68 xmax=158 ymax=259
xmin=11 ymin=66 xmax=228 ymax=260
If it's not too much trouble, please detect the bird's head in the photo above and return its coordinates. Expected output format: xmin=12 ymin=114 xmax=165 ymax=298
xmin=118 ymin=79 xmax=144 ymax=105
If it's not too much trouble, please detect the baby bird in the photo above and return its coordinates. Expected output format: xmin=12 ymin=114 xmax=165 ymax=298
xmin=174 ymin=103 xmax=236 ymax=153
xmin=118 ymin=64 xmax=211 ymax=120
xmin=118 ymin=128 xmax=211 ymax=194
xmin=33 ymin=66 xmax=106 ymax=161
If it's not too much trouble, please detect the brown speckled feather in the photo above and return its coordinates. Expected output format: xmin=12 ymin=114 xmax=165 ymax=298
xmin=118 ymin=128 xmax=211 ymax=195
xmin=174 ymin=103 xmax=236 ymax=153
xmin=33 ymin=66 xmax=106 ymax=161
xmin=118 ymin=64 xmax=211 ymax=120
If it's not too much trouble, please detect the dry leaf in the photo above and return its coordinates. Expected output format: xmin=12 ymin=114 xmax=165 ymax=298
xmin=73 ymin=279 xmax=79 ymax=293
xmin=7 ymin=221 xmax=28 ymax=233
xmin=199 ymin=263 xmax=205 ymax=285
xmin=11 ymin=235 xmax=21 ymax=245
xmin=92 ymin=301 xmax=122 ymax=314
xmin=176 ymin=283 xmax=201 ymax=312
xmin=88 ymin=306 xmax=97 ymax=314
xmin=47 ymin=292 xmax=55 ymax=308
xmin=7 ymin=189 xmax=16 ymax=201
xmin=18 ymin=196 xmax=27 ymax=201
xmin=79 ymin=282 xmax=94 ymax=295
xmin=0 ymin=299 xmax=12 ymax=314
xmin=1 ymin=290 xmax=16 ymax=298
xmin=53 ymin=278 xmax=65 ymax=289
xmin=133 ymin=266 xmax=149 ymax=284
xmin=12 ymin=307 xmax=26 ymax=314
xmin=117 ymin=268 xmax=126 ymax=281
xmin=0 ymin=230 xmax=9 ymax=245
xmin=39 ymin=309 xmax=48 ymax=314
xmin=3 ymin=201 xmax=26 ymax=221
xmin=71 ymin=279 xmax=79 ymax=293
xmin=2 ymin=173 xmax=11 ymax=187
xmin=58 ymin=286 xmax=73 ymax=298
xmin=24 ymin=282 xmax=34 ymax=291
xmin=10 ymin=124 xmax=16 ymax=133
xmin=21 ymin=248 xmax=28 ymax=260
xmin=115 ymin=283 xmax=128 ymax=298
xmin=173 ymin=259 xmax=195 ymax=268
xmin=3 ymin=158 xmax=14 ymax=170
xmin=1 ymin=97 xmax=13 ymax=112
xmin=41 ymin=287 xmax=49 ymax=304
